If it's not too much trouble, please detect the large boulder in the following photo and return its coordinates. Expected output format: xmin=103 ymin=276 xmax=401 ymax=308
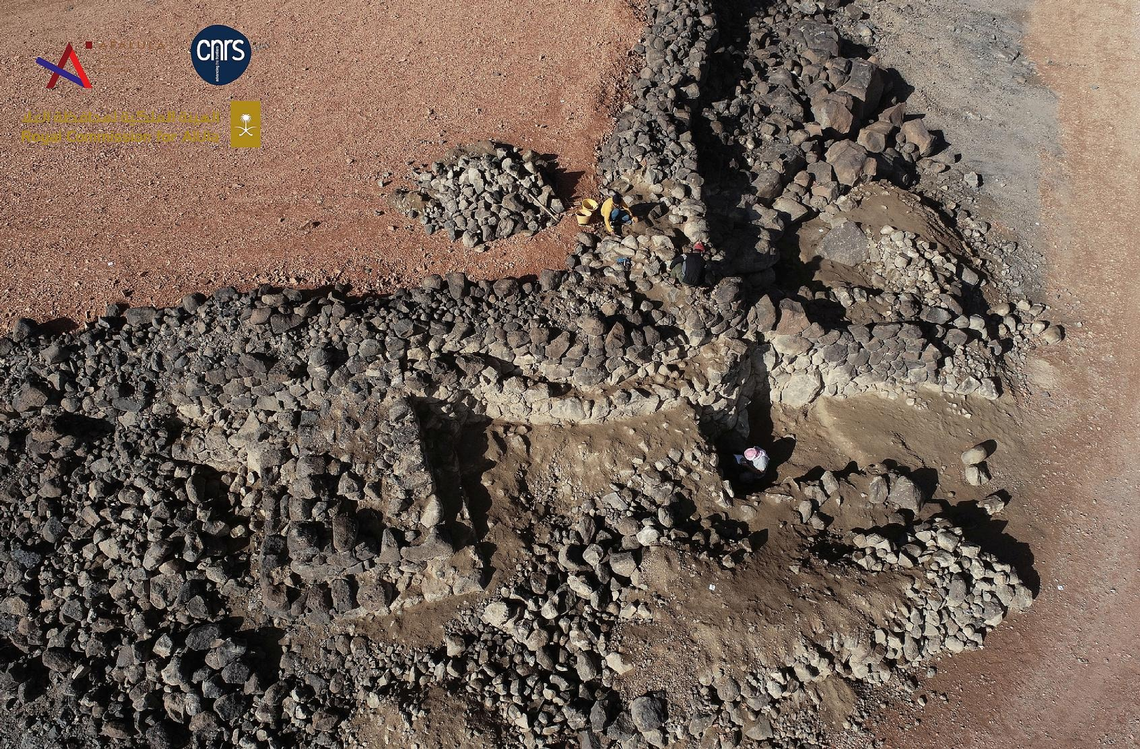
xmin=816 ymin=220 xmax=870 ymax=266
xmin=839 ymin=59 xmax=886 ymax=116
xmin=901 ymin=118 xmax=937 ymax=155
xmin=825 ymin=140 xmax=875 ymax=186
xmin=778 ymin=372 xmax=823 ymax=408
xmin=887 ymin=475 xmax=926 ymax=512
xmin=812 ymin=93 xmax=856 ymax=134
xmin=629 ymin=694 xmax=667 ymax=733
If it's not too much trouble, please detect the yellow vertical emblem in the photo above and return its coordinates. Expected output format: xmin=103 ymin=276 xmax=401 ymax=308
xmin=230 ymin=101 xmax=261 ymax=148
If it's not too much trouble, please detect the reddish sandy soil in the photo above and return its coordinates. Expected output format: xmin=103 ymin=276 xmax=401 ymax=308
xmin=875 ymin=0 xmax=1140 ymax=746
xmin=0 ymin=0 xmax=638 ymax=329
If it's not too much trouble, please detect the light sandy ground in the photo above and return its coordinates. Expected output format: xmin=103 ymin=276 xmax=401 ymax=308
xmin=0 ymin=0 xmax=638 ymax=329
xmin=868 ymin=0 xmax=1140 ymax=746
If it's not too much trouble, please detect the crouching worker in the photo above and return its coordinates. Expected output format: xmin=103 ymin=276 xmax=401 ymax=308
xmin=669 ymin=241 xmax=707 ymax=286
xmin=733 ymin=446 xmax=770 ymax=484
xmin=603 ymin=193 xmax=636 ymax=235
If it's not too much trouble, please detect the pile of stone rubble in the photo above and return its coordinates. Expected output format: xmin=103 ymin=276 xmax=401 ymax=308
xmin=0 ymin=0 xmax=1058 ymax=747
xmin=393 ymin=142 xmax=565 ymax=249
xmin=0 ymin=260 xmax=1034 ymax=747
xmin=582 ymin=0 xmax=1019 ymax=290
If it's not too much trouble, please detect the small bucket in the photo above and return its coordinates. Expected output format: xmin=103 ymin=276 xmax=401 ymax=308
xmin=576 ymin=198 xmax=599 ymax=226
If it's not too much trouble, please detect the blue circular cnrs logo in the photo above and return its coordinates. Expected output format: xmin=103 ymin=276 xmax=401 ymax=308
xmin=191 ymin=25 xmax=251 ymax=86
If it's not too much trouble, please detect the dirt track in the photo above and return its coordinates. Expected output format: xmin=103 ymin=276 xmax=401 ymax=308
xmin=871 ymin=0 xmax=1140 ymax=745
xmin=0 ymin=0 xmax=637 ymax=329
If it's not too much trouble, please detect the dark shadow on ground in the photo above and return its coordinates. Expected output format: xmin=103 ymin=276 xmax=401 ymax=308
xmin=929 ymin=496 xmax=1040 ymax=596
xmin=455 ymin=420 xmax=496 ymax=542
xmin=536 ymin=149 xmax=584 ymax=208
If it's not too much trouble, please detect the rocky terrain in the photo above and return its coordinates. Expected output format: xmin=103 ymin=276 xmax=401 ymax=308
xmin=393 ymin=143 xmax=566 ymax=249
xmin=0 ymin=0 xmax=1070 ymax=747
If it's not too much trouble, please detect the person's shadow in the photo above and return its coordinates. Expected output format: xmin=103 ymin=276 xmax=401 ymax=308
xmin=630 ymin=200 xmax=665 ymax=222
